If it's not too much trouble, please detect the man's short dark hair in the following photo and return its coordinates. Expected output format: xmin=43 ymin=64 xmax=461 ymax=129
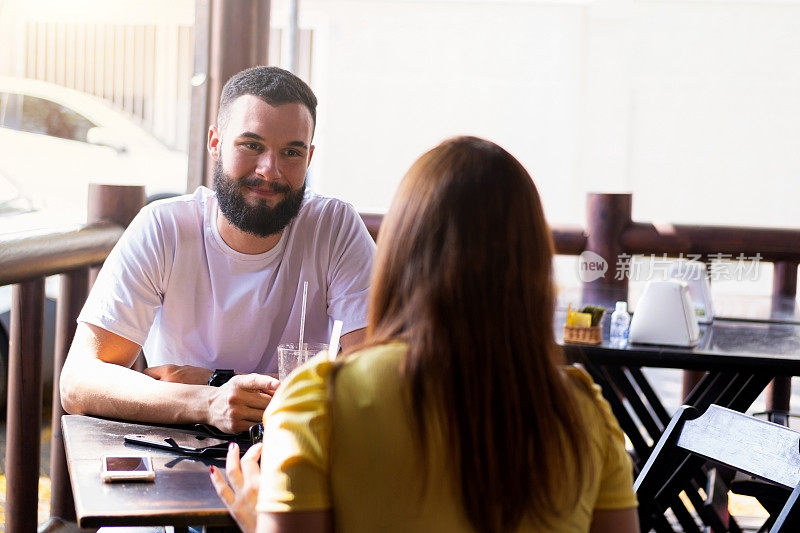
xmin=217 ymin=66 xmax=317 ymax=133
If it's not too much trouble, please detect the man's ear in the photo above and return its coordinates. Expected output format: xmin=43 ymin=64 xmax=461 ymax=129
xmin=307 ymin=145 xmax=315 ymax=166
xmin=207 ymin=125 xmax=221 ymax=161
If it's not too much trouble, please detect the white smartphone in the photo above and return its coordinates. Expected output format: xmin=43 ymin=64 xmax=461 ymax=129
xmin=100 ymin=454 xmax=156 ymax=483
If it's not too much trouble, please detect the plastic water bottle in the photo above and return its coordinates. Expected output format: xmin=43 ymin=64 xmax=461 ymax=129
xmin=609 ymin=301 xmax=630 ymax=347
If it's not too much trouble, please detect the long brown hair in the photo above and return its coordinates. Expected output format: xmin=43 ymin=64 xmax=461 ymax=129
xmin=367 ymin=136 xmax=589 ymax=532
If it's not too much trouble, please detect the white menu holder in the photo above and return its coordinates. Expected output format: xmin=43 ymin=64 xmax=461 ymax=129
xmin=669 ymin=260 xmax=714 ymax=324
xmin=629 ymin=280 xmax=700 ymax=347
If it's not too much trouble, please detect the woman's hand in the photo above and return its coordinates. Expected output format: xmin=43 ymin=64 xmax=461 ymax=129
xmin=209 ymin=441 xmax=263 ymax=533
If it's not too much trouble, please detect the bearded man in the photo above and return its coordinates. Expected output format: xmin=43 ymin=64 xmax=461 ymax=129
xmin=61 ymin=67 xmax=375 ymax=433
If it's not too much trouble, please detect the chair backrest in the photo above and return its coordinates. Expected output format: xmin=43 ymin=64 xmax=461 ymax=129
xmin=634 ymin=404 xmax=800 ymax=532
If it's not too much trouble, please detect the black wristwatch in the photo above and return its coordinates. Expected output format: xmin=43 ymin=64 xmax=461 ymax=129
xmin=207 ymin=369 xmax=235 ymax=387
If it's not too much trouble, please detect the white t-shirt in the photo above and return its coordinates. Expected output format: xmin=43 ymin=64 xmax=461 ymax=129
xmin=78 ymin=186 xmax=375 ymax=374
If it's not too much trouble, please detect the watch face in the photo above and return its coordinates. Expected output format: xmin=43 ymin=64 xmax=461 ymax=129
xmin=208 ymin=370 xmax=235 ymax=387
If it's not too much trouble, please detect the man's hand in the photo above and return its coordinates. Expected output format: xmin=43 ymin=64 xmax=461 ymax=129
xmin=210 ymin=441 xmax=262 ymax=533
xmin=207 ymin=374 xmax=280 ymax=433
xmin=144 ymin=364 xmax=214 ymax=385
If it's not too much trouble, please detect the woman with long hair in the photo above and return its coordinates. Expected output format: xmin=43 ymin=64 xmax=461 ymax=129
xmin=211 ymin=136 xmax=638 ymax=532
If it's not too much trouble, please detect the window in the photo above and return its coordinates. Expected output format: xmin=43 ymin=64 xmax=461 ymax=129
xmin=0 ymin=92 xmax=95 ymax=142
xmin=18 ymin=95 xmax=95 ymax=142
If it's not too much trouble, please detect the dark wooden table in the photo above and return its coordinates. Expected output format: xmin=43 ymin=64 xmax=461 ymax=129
xmin=557 ymin=285 xmax=800 ymax=531
xmin=559 ymin=315 xmax=800 ymax=460
xmin=557 ymin=285 xmax=800 ymax=456
xmin=62 ymin=415 xmax=236 ymax=530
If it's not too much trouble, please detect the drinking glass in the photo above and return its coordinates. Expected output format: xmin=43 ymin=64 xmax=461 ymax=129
xmin=277 ymin=342 xmax=329 ymax=380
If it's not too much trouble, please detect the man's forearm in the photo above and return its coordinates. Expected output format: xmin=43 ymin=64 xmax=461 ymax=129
xmin=60 ymin=358 xmax=212 ymax=425
xmin=62 ymin=355 xmax=279 ymax=433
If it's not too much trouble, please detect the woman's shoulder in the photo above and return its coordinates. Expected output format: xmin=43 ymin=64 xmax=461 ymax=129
xmin=334 ymin=342 xmax=407 ymax=396
xmin=341 ymin=341 xmax=407 ymax=372
xmin=561 ymin=364 xmax=598 ymax=392
xmin=560 ymin=364 xmax=621 ymax=434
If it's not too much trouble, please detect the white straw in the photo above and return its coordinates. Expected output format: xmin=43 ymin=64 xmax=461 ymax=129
xmin=298 ymin=281 xmax=308 ymax=349
xmin=328 ymin=320 xmax=343 ymax=361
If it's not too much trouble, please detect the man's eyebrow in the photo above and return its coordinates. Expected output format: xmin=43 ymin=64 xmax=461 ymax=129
xmin=236 ymin=132 xmax=308 ymax=150
xmin=237 ymin=131 xmax=264 ymax=141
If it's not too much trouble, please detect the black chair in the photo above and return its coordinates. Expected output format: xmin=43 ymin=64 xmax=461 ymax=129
xmin=634 ymin=404 xmax=800 ymax=532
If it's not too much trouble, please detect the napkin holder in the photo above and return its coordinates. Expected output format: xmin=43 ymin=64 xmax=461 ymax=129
xmin=669 ymin=260 xmax=714 ymax=324
xmin=629 ymin=280 xmax=700 ymax=347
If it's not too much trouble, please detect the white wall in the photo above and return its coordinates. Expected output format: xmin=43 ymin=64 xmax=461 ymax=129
xmin=271 ymin=0 xmax=800 ymax=231
xmin=628 ymin=0 xmax=800 ymax=228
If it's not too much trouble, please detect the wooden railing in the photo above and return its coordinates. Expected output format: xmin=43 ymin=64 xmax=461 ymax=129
xmin=3 ymin=190 xmax=800 ymax=530
xmin=363 ymin=193 xmax=800 ymax=409
xmin=0 ymin=184 xmax=145 ymax=532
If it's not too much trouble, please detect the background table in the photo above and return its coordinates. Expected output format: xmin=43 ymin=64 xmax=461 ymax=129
xmin=62 ymin=415 xmax=236 ymax=530
xmin=557 ymin=288 xmax=800 ymax=531
xmin=557 ymin=311 xmax=800 ymax=468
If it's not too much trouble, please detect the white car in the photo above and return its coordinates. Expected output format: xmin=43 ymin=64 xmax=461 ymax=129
xmin=0 ymin=76 xmax=188 ymax=222
xmin=0 ymin=77 xmax=189 ymax=410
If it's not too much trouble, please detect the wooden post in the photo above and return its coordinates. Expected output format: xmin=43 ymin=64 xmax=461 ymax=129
xmin=766 ymin=261 xmax=798 ymax=413
xmin=6 ymin=278 xmax=45 ymax=533
xmin=773 ymin=261 xmax=798 ymax=297
xmin=681 ymin=256 xmax=715 ymax=398
xmin=87 ymin=184 xmax=146 ymax=228
xmin=189 ymin=0 xmax=271 ymax=189
xmin=187 ymin=0 xmax=211 ymax=193
xmin=48 ymin=269 xmax=89 ymax=520
xmin=585 ymin=193 xmax=631 ymax=288
xmin=582 ymin=193 xmax=631 ymax=308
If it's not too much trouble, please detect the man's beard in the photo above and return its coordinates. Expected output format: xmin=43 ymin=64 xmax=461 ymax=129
xmin=213 ymin=160 xmax=306 ymax=238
